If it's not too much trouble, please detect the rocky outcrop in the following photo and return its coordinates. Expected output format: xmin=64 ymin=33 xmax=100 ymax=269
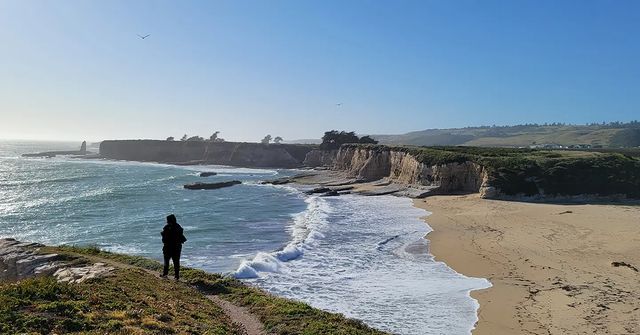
xmin=0 ymin=239 xmax=62 ymax=281
xmin=54 ymin=263 xmax=114 ymax=284
xmin=325 ymin=146 xmax=490 ymax=196
xmin=184 ymin=180 xmax=242 ymax=190
xmin=0 ymin=238 xmax=113 ymax=283
xmin=100 ymin=140 xmax=315 ymax=168
xmin=23 ymin=141 xmax=91 ymax=158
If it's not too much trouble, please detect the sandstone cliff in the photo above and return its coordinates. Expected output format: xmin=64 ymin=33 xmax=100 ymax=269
xmin=310 ymin=146 xmax=489 ymax=196
xmin=302 ymin=145 xmax=640 ymax=200
xmin=302 ymin=149 xmax=337 ymax=167
xmin=99 ymin=140 xmax=314 ymax=168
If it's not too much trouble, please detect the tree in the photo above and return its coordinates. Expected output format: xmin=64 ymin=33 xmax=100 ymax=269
xmin=180 ymin=134 xmax=188 ymax=141
xmin=166 ymin=136 xmax=174 ymax=141
xmin=209 ymin=131 xmax=220 ymax=142
xmin=358 ymin=135 xmax=378 ymax=144
xmin=186 ymin=136 xmax=204 ymax=141
xmin=261 ymin=135 xmax=272 ymax=144
xmin=319 ymin=130 xmax=362 ymax=150
xmin=273 ymin=136 xmax=283 ymax=144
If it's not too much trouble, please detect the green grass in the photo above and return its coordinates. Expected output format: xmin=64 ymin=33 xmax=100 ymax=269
xmin=376 ymin=124 xmax=640 ymax=148
xmin=2 ymin=246 xmax=388 ymax=335
xmin=0 ymin=268 xmax=236 ymax=334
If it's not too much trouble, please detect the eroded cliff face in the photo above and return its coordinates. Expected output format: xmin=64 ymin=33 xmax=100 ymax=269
xmin=100 ymin=140 xmax=314 ymax=168
xmin=302 ymin=149 xmax=338 ymax=167
xmin=306 ymin=147 xmax=491 ymax=196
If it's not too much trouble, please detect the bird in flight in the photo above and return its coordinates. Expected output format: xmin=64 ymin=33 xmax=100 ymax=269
xmin=137 ymin=34 xmax=150 ymax=39
xmin=336 ymin=103 xmax=343 ymax=107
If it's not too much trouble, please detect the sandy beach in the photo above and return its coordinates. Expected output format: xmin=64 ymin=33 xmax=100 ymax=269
xmin=416 ymin=195 xmax=640 ymax=335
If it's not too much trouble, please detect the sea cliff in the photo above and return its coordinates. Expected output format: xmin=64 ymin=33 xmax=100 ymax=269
xmin=99 ymin=140 xmax=315 ymax=168
xmin=0 ymin=238 xmax=386 ymax=335
xmin=303 ymin=144 xmax=640 ymax=200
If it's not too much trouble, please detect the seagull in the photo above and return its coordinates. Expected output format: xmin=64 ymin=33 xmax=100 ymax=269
xmin=137 ymin=34 xmax=150 ymax=39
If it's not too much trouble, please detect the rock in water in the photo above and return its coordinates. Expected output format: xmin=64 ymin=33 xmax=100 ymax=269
xmin=184 ymin=180 xmax=242 ymax=190
xmin=199 ymin=172 xmax=218 ymax=177
xmin=304 ymin=187 xmax=331 ymax=195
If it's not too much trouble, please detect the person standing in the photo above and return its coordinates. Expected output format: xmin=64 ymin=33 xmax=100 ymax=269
xmin=161 ymin=214 xmax=187 ymax=280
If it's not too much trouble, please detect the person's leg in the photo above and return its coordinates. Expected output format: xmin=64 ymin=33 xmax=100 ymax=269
xmin=173 ymin=246 xmax=182 ymax=280
xmin=162 ymin=253 xmax=170 ymax=277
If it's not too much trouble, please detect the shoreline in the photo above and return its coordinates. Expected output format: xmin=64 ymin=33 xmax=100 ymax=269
xmin=415 ymin=194 xmax=640 ymax=334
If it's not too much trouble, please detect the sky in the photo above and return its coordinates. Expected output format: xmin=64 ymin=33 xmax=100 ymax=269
xmin=0 ymin=0 xmax=639 ymax=142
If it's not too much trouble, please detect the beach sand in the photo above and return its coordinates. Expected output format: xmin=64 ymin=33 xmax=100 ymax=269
xmin=415 ymin=195 xmax=640 ymax=335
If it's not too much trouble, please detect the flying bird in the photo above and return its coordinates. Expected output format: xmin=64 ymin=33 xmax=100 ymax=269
xmin=336 ymin=103 xmax=343 ymax=107
xmin=137 ymin=34 xmax=150 ymax=39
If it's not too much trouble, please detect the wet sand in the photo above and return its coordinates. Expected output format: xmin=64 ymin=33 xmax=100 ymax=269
xmin=415 ymin=195 xmax=640 ymax=335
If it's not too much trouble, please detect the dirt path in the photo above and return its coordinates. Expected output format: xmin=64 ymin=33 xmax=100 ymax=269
xmin=207 ymin=295 xmax=268 ymax=335
xmin=140 ymin=266 xmax=268 ymax=335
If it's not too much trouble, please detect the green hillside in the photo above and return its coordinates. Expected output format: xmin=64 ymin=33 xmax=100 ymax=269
xmin=374 ymin=122 xmax=640 ymax=148
xmin=1 ymin=245 xmax=387 ymax=335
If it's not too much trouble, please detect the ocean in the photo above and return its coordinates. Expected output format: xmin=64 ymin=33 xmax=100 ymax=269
xmin=0 ymin=140 xmax=491 ymax=335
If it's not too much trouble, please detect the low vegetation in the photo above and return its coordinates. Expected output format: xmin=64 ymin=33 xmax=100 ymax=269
xmin=320 ymin=130 xmax=378 ymax=150
xmin=0 ymin=245 xmax=387 ymax=335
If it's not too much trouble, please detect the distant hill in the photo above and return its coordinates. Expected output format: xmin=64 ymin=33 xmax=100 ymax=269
xmin=373 ymin=122 xmax=640 ymax=148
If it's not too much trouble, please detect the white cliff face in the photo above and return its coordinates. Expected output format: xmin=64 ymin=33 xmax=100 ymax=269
xmin=303 ymin=149 xmax=338 ymax=167
xmin=327 ymin=146 xmax=490 ymax=195
xmin=420 ymin=161 xmax=487 ymax=193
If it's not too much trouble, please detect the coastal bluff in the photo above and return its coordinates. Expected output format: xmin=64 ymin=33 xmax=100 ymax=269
xmin=0 ymin=239 xmax=387 ymax=334
xmin=99 ymin=140 xmax=314 ymax=168
xmin=300 ymin=144 xmax=640 ymax=200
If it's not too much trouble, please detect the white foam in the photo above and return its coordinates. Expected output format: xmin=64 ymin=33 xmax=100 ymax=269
xmin=239 ymin=194 xmax=491 ymax=335
xmin=232 ymin=195 xmax=329 ymax=278
xmin=178 ymin=165 xmax=279 ymax=176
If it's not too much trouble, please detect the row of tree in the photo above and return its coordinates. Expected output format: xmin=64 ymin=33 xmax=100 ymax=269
xmin=164 ymin=130 xmax=378 ymax=148
xmin=260 ymin=135 xmax=283 ymax=144
xmin=320 ymin=130 xmax=378 ymax=150
xmin=165 ymin=132 xmax=286 ymax=144
xmin=166 ymin=131 xmax=226 ymax=142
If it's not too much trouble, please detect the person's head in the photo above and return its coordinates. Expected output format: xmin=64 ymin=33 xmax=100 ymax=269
xmin=166 ymin=214 xmax=177 ymax=225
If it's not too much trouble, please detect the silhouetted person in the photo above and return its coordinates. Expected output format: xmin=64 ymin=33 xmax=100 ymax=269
xmin=161 ymin=214 xmax=187 ymax=280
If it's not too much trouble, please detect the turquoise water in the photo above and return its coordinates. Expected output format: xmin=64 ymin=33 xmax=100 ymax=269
xmin=0 ymin=140 xmax=491 ymax=335
xmin=0 ymin=140 xmax=303 ymax=271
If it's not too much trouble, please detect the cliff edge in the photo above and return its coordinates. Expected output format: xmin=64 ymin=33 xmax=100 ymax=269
xmin=0 ymin=238 xmax=386 ymax=335
xmin=301 ymin=144 xmax=640 ymax=200
xmin=99 ymin=140 xmax=315 ymax=168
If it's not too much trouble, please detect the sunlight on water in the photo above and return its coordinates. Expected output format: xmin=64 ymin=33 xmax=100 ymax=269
xmin=0 ymin=140 xmax=490 ymax=335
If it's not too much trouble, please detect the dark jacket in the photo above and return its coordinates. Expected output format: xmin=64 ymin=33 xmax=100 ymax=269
xmin=161 ymin=223 xmax=187 ymax=250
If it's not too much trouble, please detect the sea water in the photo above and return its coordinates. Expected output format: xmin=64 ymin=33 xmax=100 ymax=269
xmin=0 ymin=140 xmax=490 ymax=335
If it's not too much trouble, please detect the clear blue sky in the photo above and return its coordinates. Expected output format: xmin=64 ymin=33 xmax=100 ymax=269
xmin=1 ymin=0 xmax=638 ymax=142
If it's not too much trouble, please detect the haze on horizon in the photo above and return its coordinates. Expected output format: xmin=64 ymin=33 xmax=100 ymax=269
xmin=1 ymin=0 xmax=639 ymax=142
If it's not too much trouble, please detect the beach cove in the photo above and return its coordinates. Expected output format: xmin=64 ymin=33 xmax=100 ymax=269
xmin=0 ymin=141 xmax=490 ymax=335
xmin=418 ymin=195 xmax=640 ymax=334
